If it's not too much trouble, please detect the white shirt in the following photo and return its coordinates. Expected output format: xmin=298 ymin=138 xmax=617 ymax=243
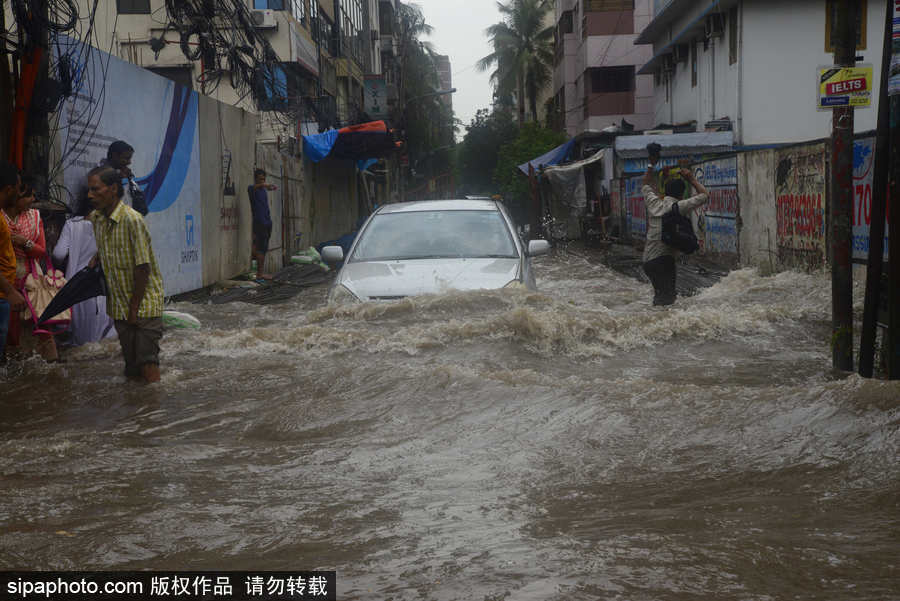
xmin=641 ymin=184 xmax=709 ymax=263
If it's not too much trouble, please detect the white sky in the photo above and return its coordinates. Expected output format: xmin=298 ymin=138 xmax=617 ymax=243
xmin=415 ymin=0 xmax=503 ymax=133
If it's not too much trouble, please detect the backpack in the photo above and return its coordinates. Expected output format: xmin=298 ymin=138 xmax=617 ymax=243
xmin=661 ymin=202 xmax=699 ymax=254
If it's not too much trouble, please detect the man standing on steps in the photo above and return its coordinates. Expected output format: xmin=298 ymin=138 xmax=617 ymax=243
xmin=248 ymin=168 xmax=277 ymax=280
xmin=641 ymin=162 xmax=709 ymax=307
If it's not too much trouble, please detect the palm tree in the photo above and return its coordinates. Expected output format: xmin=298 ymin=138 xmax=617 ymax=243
xmin=478 ymin=0 xmax=554 ymax=126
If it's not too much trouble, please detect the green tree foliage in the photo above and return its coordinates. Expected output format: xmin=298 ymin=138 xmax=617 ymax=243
xmin=396 ymin=3 xmax=455 ymax=183
xmin=478 ymin=0 xmax=554 ymax=126
xmin=493 ymin=122 xmax=566 ymax=223
xmin=457 ymin=108 xmax=518 ymax=196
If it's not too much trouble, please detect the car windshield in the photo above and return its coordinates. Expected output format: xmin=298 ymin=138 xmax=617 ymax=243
xmin=350 ymin=210 xmax=519 ymax=262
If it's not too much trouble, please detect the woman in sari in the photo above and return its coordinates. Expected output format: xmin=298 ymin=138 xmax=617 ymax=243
xmin=2 ymin=178 xmax=59 ymax=361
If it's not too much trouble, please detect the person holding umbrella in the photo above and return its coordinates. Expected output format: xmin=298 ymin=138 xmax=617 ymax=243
xmin=52 ymin=193 xmax=116 ymax=345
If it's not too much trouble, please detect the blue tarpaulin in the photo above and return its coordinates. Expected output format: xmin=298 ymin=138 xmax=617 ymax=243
xmin=357 ymin=158 xmax=378 ymax=171
xmin=302 ymin=129 xmax=340 ymax=163
xmin=517 ymin=139 xmax=575 ymax=175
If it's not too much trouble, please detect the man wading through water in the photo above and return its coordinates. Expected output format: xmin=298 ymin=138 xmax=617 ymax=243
xmin=641 ymin=148 xmax=709 ymax=306
xmin=88 ymin=166 xmax=164 ymax=383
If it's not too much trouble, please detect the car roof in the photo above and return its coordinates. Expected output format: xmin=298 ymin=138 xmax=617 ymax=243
xmin=376 ymin=199 xmax=499 ymax=214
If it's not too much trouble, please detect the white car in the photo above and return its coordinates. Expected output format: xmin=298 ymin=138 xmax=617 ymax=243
xmin=324 ymin=199 xmax=550 ymax=304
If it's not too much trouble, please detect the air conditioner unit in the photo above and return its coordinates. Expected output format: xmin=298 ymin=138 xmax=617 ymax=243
xmin=672 ymin=43 xmax=689 ymax=63
xmin=705 ymin=13 xmax=724 ymax=38
xmin=250 ymin=9 xmax=278 ymax=30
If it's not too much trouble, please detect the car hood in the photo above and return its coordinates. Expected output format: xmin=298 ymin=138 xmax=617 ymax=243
xmin=338 ymin=258 xmax=520 ymax=300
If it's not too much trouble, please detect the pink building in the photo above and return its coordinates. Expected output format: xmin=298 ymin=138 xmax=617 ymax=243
xmin=553 ymin=0 xmax=655 ymax=137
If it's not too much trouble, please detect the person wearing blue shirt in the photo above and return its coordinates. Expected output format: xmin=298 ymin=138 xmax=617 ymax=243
xmin=248 ymin=168 xmax=276 ymax=280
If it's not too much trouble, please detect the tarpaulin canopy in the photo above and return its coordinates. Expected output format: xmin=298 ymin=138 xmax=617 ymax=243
xmin=302 ymin=120 xmax=397 ymax=163
xmin=303 ymin=129 xmax=339 ymax=162
xmin=542 ymin=149 xmax=606 ymax=213
xmin=517 ymin=139 xmax=575 ymax=175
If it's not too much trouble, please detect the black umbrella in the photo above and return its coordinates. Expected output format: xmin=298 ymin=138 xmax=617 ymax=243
xmin=38 ymin=264 xmax=109 ymax=324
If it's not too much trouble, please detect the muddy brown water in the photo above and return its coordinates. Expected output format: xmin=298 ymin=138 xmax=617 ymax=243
xmin=1 ymin=249 xmax=898 ymax=600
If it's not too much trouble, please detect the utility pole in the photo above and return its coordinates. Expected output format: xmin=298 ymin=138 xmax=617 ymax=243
xmin=887 ymin=0 xmax=900 ymax=379
xmin=858 ymin=0 xmax=892 ymax=377
xmin=829 ymin=0 xmax=857 ymax=372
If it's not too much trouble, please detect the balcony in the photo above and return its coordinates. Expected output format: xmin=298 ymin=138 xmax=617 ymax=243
xmin=582 ymin=10 xmax=634 ymax=37
xmin=582 ymin=91 xmax=635 ymax=118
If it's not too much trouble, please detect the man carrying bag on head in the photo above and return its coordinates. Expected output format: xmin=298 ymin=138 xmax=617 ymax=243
xmin=641 ymin=143 xmax=709 ymax=306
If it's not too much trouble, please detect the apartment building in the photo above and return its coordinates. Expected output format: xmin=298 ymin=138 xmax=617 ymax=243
xmin=66 ymin=0 xmax=395 ymax=143
xmin=434 ymin=54 xmax=453 ymax=110
xmin=636 ymin=0 xmax=888 ymax=146
xmin=552 ymin=0 xmax=655 ymax=137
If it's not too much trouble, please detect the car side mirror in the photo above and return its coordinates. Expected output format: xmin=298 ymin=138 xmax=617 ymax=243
xmin=527 ymin=240 xmax=550 ymax=257
xmin=321 ymin=246 xmax=344 ymax=263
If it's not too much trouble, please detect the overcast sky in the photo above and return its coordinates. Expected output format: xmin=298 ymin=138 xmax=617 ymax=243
xmin=416 ymin=0 xmax=503 ymax=135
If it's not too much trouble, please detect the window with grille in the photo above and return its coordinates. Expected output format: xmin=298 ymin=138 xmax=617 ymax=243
xmin=116 ymin=0 xmax=150 ymax=14
xmin=258 ymin=64 xmax=289 ymax=111
xmin=291 ymin=0 xmax=306 ymax=24
xmin=589 ymin=66 xmax=634 ymax=93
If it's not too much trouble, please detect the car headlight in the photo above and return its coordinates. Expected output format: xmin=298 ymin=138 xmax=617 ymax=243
xmin=328 ymin=284 xmax=361 ymax=305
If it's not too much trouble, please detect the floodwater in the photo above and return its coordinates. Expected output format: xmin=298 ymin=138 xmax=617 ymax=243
xmin=1 ymin=249 xmax=898 ymax=600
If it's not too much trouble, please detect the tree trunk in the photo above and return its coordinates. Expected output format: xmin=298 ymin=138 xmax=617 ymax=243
xmin=517 ymin=70 xmax=525 ymax=127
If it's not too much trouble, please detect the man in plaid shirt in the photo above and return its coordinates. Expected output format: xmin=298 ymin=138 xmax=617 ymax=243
xmin=87 ymin=166 xmax=164 ymax=383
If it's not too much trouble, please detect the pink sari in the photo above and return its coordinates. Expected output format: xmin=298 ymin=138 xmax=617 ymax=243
xmin=2 ymin=208 xmax=43 ymax=284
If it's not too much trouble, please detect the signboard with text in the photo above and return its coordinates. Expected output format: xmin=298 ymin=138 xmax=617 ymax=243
xmin=364 ymin=76 xmax=388 ymax=120
xmin=56 ymin=35 xmax=203 ymax=296
xmin=817 ymin=65 xmax=873 ymax=109
xmin=852 ymin=136 xmax=890 ymax=262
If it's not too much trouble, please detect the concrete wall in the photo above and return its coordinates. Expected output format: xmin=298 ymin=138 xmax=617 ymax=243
xmin=303 ymin=158 xmax=362 ymax=247
xmin=741 ymin=0 xmax=886 ymax=146
xmin=737 ymin=148 xmax=777 ymax=269
xmin=774 ymin=142 xmax=828 ymax=269
xmin=647 ymin=0 xmax=886 ymax=145
xmin=693 ymin=155 xmax=739 ymax=260
xmin=198 ymin=96 xmax=258 ymax=286
xmin=255 ymin=144 xmax=287 ymax=276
